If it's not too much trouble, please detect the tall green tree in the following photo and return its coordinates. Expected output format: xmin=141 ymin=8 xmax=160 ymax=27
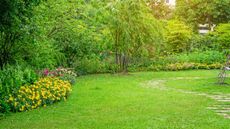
xmin=147 ymin=0 xmax=173 ymax=20
xmin=175 ymin=0 xmax=230 ymax=31
xmin=107 ymin=0 xmax=163 ymax=72
xmin=33 ymin=0 xmax=110 ymax=69
xmin=164 ymin=20 xmax=193 ymax=54
xmin=0 ymin=0 xmax=42 ymax=68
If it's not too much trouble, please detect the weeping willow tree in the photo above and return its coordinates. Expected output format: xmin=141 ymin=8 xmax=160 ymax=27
xmin=107 ymin=0 xmax=163 ymax=73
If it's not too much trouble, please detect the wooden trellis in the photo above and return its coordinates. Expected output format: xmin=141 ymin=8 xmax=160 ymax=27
xmin=218 ymin=55 xmax=230 ymax=84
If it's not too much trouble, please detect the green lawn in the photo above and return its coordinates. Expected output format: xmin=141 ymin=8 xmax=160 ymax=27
xmin=0 ymin=70 xmax=230 ymax=129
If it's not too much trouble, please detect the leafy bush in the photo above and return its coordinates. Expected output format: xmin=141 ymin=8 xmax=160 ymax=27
xmin=211 ymin=23 xmax=230 ymax=52
xmin=72 ymin=54 xmax=121 ymax=74
xmin=165 ymin=63 xmax=222 ymax=71
xmin=190 ymin=34 xmax=216 ymax=51
xmin=192 ymin=24 xmax=230 ymax=53
xmin=152 ymin=51 xmax=225 ymax=66
xmin=0 ymin=65 xmax=38 ymax=99
xmin=0 ymin=99 xmax=10 ymax=113
xmin=0 ymin=65 xmax=39 ymax=113
xmin=6 ymin=77 xmax=71 ymax=112
xmin=138 ymin=62 xmax=222 ymax=71
xmin=23 ymin=40 xmax=63 ymax=69
xmin=74 ymin=58 xmax=100 ymax=75
xmin=128 ymin=50 xmax=225 ymax=72
xmin=173 ymin=51 xmax=225 ymax=64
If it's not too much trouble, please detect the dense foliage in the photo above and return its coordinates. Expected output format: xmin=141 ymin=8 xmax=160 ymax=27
xmin=0 ymin=0 xmax=44 ymax=68
xmin=210 ymin=23 xmax=230 ymax=52
xmin=164 ymin=20 xmax=193 ymax=54
xmin=175 ymin=0 xmax=230 ymax=30
xmin=107 ymin=0 xmax=163 ymax=72
xmin=0 ymin=0 xmax=230 ymax=115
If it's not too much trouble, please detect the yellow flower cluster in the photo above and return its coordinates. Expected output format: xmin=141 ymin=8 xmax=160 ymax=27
xmin=7 ymin=77 xmax=72 ymax=112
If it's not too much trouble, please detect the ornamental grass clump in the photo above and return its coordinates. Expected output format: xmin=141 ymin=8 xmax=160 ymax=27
xmin=7 ymin=77 xmax=72 ymax=112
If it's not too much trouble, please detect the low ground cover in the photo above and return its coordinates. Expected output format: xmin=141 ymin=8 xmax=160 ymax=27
xmin=0 ymin=70 xmax=229 ymax=129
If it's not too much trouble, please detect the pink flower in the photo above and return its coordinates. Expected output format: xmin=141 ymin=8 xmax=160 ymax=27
xmin=44 ymin=69 xmax=49 ymax=76
xmin=57 ymin=68 xmax=61 ymax=71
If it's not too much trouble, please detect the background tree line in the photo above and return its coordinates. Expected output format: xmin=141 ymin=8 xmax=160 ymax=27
xmin=0 ymin=0 xmax=230 ymax=74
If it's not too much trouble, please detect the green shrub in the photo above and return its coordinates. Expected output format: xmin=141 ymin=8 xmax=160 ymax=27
xmin=165 ymin=63 xmax=222 ymax=71
xmin=25 ymin=40 xmax=63 ymax=69
xmin=174 ymin=51 xmax=225 ymax=64
xmin=74 ymin=58 xmax=101 ymax=75
xmin=127 ymin=50 xmax=225 ymax=72
xmin=190 ymin=34 xmax=216 ymax=51
xmin=211 ymin=23 xmax=230 ymax=52
xmin=0 ymin=100 xmax=10 ymax=113
xmin=0 ymin=65 xmax=39 ymax=113
xmin=73 ymin=55 xmax=115 ymax=75
xmin=151 ymin=51 xmax=225 ymax=66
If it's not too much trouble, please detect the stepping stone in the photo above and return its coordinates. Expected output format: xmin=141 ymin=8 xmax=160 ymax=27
xmin=207 ymin=107 xmax=230 ymax=110
xmin=214 ymin=98 xmax=230 ymax=101
xmin=208 ymin=96 xmax=230 ymax=100
xmin=221 ymin=108 xmax=230 ymax=110
xmin=217 ymin=100 xmax=230 ymax=102
xmin=212 ymin=104 xmax=230 ymax=107
xmin=207 ymin=107 xmax=219 ymax=110
xmin=197 ymin=93 xmax=208 ymax=96
xmin=216 ymin=113 xmax=230 ymax=119
xmin=215 ymin=110 xmax=230 ymax=113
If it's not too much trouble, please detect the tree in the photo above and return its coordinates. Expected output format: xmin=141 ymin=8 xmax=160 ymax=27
xmin=33 ymin=0 xmax=111 ymax=70
xmin=0 ymin=0 xmax=42 ymax=68
xmin=164 ymin=20 xmax=193 ymax=54
xmin=212 ymin=0 xmax=230 ymax=24
xmin=107 ymin=0 xmax=163 ymax=73
xmin=147 ymin=0 xmax=173 ymax=20
xmin=175 ymin=0 xmax=230 ymax=31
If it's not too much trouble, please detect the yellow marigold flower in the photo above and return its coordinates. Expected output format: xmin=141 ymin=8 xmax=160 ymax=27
xmin=9 ymin=95 xmax=14 ymax=101
xmin=9 ymin=76 xmax=72 ymax=112
xmin=14 ymin=102 xmax=18 ymax=107
xmin=35 ymin=94 xmax=40 ymax=100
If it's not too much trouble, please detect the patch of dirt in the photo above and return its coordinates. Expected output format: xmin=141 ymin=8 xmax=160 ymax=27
xmin=143 ymin=80 xmax=167 ymax=90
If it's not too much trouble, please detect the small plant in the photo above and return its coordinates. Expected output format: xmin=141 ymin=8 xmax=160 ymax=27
xmin=58 ymin=68 xmax=77 ymax=84
xmin=6 ymin=77 xmax=72 ymax=112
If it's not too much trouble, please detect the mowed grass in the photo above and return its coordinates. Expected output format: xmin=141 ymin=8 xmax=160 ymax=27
xmin=0 ymin=70 xmax=230 ymax=129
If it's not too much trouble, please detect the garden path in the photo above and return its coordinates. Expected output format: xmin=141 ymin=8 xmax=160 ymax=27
xmin=141 ymin=77 xmax=230 ymax=119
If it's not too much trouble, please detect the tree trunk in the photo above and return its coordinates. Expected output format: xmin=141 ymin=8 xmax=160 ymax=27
xmin=120 ymin=52 xmax=128 ymax=73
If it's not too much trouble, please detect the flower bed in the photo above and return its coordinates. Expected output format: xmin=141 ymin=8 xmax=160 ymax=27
xmin=7 ymin=77 xmax=72 ymax=112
